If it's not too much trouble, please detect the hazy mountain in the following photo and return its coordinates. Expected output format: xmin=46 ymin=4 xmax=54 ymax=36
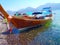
xmin=7 ymin=3 xmax=60 ymax=15
xmin=18 ymin=7 xmax=36 ymax=13
xmin=7 ymin=7 xmax=35 ymax=15
xmin=7 ymin=11 xmax=16 ymax=15
xmin=37 ymin=3 xmax=60 ymax=10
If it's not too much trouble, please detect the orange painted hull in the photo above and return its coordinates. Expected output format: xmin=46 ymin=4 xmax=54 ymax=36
xmin=10 ymin=16 xmax=51 ymax=29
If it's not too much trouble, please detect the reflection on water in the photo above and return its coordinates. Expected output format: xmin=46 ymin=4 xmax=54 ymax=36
xmin=6 ymin=23 xmax=51 ymax=45
xmin=0 ymin=21 xmax=60 ymax=45
xmin=0 ymin=10 xmax=60 ymax=45
xmin=0 ymin=20 xmax=60 ymax=45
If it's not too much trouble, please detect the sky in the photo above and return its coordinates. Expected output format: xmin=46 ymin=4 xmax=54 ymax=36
xmin=0 ymin=0 xmax=60 ymax=11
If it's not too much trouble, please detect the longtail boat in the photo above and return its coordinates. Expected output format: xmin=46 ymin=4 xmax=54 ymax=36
xmin=0 ymin=5 xmax=52 ymax=31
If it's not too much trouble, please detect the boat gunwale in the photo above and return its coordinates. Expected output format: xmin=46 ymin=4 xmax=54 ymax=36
xmin=12 ymin=16 xmax=52 ymax=21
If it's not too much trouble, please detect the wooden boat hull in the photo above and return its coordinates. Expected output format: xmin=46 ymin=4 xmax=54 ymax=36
xmin=0 ymin=5 xmax=52 ymax=29
xmin=10 ymin=16 xmax=52 ymax=29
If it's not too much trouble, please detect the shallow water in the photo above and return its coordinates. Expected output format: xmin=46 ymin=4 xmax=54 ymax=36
xmin=0 ymin=10 xmax=60 ymax=45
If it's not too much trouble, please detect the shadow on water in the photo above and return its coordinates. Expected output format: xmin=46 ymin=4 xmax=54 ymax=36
xmin=1 ymin=24 xmax=44 ymax=34
xmin=5 ymin=26 xmax=51 ymax=45
xmin=1 ymin=20 xmax=52 ymax=45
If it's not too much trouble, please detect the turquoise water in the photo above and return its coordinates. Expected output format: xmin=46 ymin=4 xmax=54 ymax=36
xmin=29 ymin=10 xmax=60 ymax=45
xmin=53 ymin=10 xmax=60 ymax=25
